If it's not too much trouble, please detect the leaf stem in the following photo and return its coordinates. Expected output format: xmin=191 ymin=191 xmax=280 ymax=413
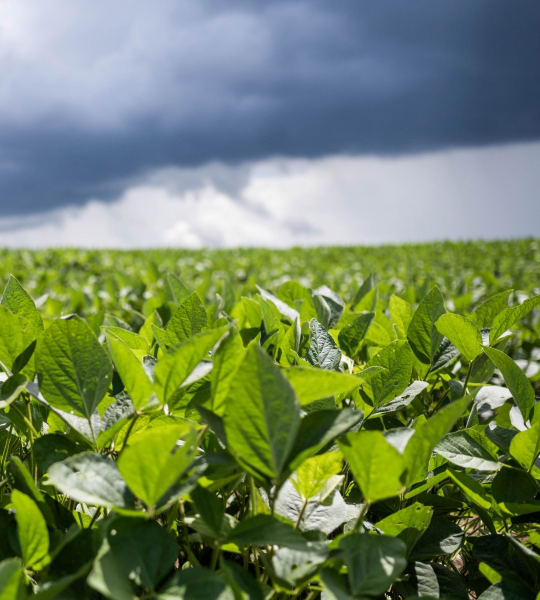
xmin=295 ymin=498 xmax=308 ymax=529
xmin=9 ymin=403 xmax=39 ymax=437
xmin=119 ymin=412 xmax=139 ymax=455
xmin=353 ymin=501 xmax=370 ymax=532
xmin=461 ymin=360 xmax=474 ymax=399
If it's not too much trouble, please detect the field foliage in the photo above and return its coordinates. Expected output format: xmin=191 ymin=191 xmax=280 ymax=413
xmin=0 ymin=240 xmax=540 ymax=599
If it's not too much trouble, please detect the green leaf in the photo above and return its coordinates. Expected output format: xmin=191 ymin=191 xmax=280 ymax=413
xmin=509 ymin=422 xmax=540 ymax=476
xmin=447 ymin=468 xmax=491 ymax=510
xmin=87 ymin=538 xmax=136 ymax=600
xmin=490 ymin=294 xmax=540 ymax=343
xmin=492 ymin=467 xmax=537 ymax=503
xmin=11 ymin=489 xmax=50 ymax=570
xmin=403 ymin=396 xmax=470 ymax=485
xmin=33 ymin=433 xmax=81 ymax=472
xmin=313 ymin=286 xmax=345 ymax=329
xmin=337 ymin=312 xmax=374 ymax=358
xmin=351 ymin=273 xmax=376 ymax=309
xmin=108 ymin=518 xmax=178 ymax=590
xmin=256 ymin=285 xmax=299 ymax=323
xmin=305 ymin=319 xmax=342 ymax=370
xmin=434 ymin=431 xmax=501 ymax=471
xmin=363 ymin=340 xmax=413 ymax=406
xmin=210 ymin=329 xmax=245 ymax=415
xmin=287 ymin=408 xmax=364 ymax=470
xmin=396 ymin=561 xmax=468 ymax=600
xmin=118 ymin=425 xmax=197 ymax=509
xmin=389 ymin=295 xmax=413 ymax=338
xmin=293 ymin=452 xmax=342 ymax=500
xmin=338 ymin=533 xmax=407 ymax=596
xmin=472 ymin=290 xmax=513 ymax=329
xmin=190 ymin=485 xmax=225 ymax=536
xmin=283 ymin=367 xmax=361 ymax=405
xmin=106 ymin=334 xmax=154 ymax=409
xmin=105 ymin=327 xmax=150 ymax=353
xmin=0 ymin=374 xmax=27 ymax=409
xmin=483 ymin=347 xmax=535 ymax=422
xmin=36 ymin=316 xmax=112 ymax=427
xmin=375 ymin=502 xmax=433 ymax=555
xmin=407 ymin=286 xmax=446 ymax=364
xmin=223 ymin=344 xmax=300 ymax=479
xmin=47 ymin=452 xmax=135 ymax=509
xmin=0 ymin=558 xmax=25 ymax=600
xmin=409 ymin=517 xmax=465 ymax=560
xmin=154 ymin=327 xmax=227 ymax=405
xmin=168 ymin=272 xmax=191 ymax=304
xmin=158 ymin=567 xmax=234 ymax=600
xmin=0 ymin=306 xmax=35 ymax=374
xmin=226 ymin=515 xmax=308 ymax=550
xmin=370 ymin=380 xmax=428 ymax=417
xmin=435 ymin=313 xmax=483 ymax=361
xmin=339 ymin=430 xmax=405 ymax=502
xmin=1 ymin=275 xmax=43 ymax=334
xmin=166 ymin=292 xmax=208 ymax=345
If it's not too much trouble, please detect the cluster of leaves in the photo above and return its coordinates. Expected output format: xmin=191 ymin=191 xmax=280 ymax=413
xmin=0 ymin=261 xmax=540 ymax=599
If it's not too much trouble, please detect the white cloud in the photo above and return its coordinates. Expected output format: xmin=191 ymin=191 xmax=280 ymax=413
xmin=1 ymin=141 xmax=539 ymax=248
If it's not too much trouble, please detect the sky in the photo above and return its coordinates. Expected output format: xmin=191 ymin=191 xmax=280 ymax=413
xmin=0 ymin=0 xmax=539 ymax=247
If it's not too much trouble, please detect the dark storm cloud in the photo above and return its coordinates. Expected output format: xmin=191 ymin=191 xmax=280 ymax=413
xmin=1 ymin=0 xmax=539 ymax=215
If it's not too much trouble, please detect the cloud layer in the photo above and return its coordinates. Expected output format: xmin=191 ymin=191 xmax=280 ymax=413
xmin=1 ymin=142 xmax=538 ymax=248
xmin=1 ymin=0 xmax=540 ymax=215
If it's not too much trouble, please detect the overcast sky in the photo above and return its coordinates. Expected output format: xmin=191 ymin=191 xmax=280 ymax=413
xmin=0 ymin=0 xmax=539 ymax=247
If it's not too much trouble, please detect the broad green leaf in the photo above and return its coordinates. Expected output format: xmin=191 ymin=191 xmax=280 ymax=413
xmin=106 ymin=334 xmax=154 ymax=409
xmin=403 ymin=396 xmax=470 ymax=485
xmin=36 ymin=316 xmax=112 ymax=427
xmin=389 ymin=295 xmax=413 ymax=338
xmin=210 ymin=328 xmax=245 ymax=415
xmin=490 ymin=294 xmax=540 ymax=343
xmin=287 ymin=408 xmax=364 ymax=470
xmin=376 ymin=503 xmax=433 ymax=555
xmin=278 ymin=281 xmax=318 ymax=322
xmin=363 ymin=340 xmax=413 ymax=406
xmin=87 ymin=538 xmax=136 ymax=600
xmin=396 ymin=561 xmax=468 ymax=600
xmin=370 ymin=380 xmax=428 ymax=417
xmin=472 ymin=290 xmax=513 ymax=329
xmin=226 ymin=515 xmax=308 ymax=550
xmin=168 ymin=272 xmax=191 ymax=304
xmin=434 ymin=431 xmax=501 ymax=471
xmin=1 ymin=275 xmax=43 ymax=334
xmin=191 ymin=485 xmax=225 ymax=536
xmin=158 ymin=567 xmax=234 ymax=600
xmin=447 ymin=469 xmax=491 ymax=510
xmin=483 ymin=347 xmax=535 ymax=422
xmin=351 ymin=273 xmax=376 ymax=309
xmin=118 ymin=425 xmax=197 ymax=509
xmin=154 ymin=327 xmax=227 ymax=405
xmin=48 ymin=452 xmax=135 ymax=509
xmin=33 ymin=433 xmax=81 ymax=472
xmin=430 ymin=337 xmax=461 ymax=373
xmin=339 ymin=431 xmax=405 ymax=502
xmin=107 ymin=518 xmax=177 ymax=590
xmin=105 ymin=327 xmax=150 ymax=353
xmin=435 ymin=314 xmax=483 ymax=361
xmin=0 ymin=373 xmax=27 ymax=408
xmin=337 ymin=312 xmax=374 ymax=358
xmin=293 ymin=452 xmax=342 ymax=500
xmin=491 ymin=468 xmax=537 ymax=503
xmin=256 ymin=285 xmax=299 ymax=323
xmin=509 ymin=422 xmax=540 ymax=477
xmin=283 ymin=367 xmax=361 ymax=405
xmin=305 ymin=319 xmax=342 ymax=370
xmin=409 ymin=517 xmax=465 ymax=560
xmin=12 ymin=489 xmax=50 ymax=570
xmin=166 ymin=292 xmax=207 ymax=345
xmin=0 ymin=306 xmax=35 ymax=374
xmin=0 ymin=558 xmax=25 ymax=600
xmin=313 ymin=285 xmax=345 ymax=329
xmin=223 ymin=344 xmax=300 ymax=479
xmin=407 ymin=286 xmax=446 ymax=364
xmin=338 ymin=533 xmax=407 ymax=596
